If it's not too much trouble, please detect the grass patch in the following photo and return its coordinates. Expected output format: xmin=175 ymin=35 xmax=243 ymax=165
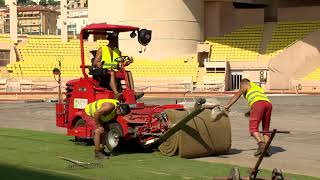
xmin=0 ymin=128 xmax=318 ymax=180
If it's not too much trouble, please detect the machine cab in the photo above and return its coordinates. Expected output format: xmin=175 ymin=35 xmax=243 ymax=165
xmin=78 ymin=23 xmax=151 ymax=104
xmin=55 ymin=24 xmax=151 ymax=128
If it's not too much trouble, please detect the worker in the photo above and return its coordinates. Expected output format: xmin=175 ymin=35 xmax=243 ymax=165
xmin=93 ymin=33 xmax=133 ymax=98
xmin=85 ymin=99 xmax=131 ymax=159
xmin=224 ymin=78 xmax=272 ymax=157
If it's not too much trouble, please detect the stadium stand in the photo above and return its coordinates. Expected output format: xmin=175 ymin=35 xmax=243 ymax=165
xmin=7 ymin=36 xmax=92 ymax=78
xmin=127 ymin=56 xmax=198 ymax=84
xmin=205 ymin=21 xmax=320 ymax=62
xmin=0 ymin=34 xmax=12 ymax=43
xmin=303 ymin=67 xmax=320 ymax=81
xmin=266 ymin=21 xmax=320 ymax=58
xmin=4 ymin=21 xmax=320 ymax=92
xmin=206 ymin=25 xmax=264 ymax=61
xmin=5 ymin=36 xmax=197 ymax=91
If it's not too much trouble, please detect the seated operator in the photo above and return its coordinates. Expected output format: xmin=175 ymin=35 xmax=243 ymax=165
xmin=93 ymin=33 xmax=133 ymax=98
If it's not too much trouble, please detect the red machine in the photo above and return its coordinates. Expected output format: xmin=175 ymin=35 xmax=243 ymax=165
xmin=55 ymin=23 xmax=184 ymax=151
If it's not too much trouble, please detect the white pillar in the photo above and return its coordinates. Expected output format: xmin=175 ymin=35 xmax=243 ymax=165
xmin=60 ymin=0 xmax=68 ymax=42
xmin=9 ymin=0 xmax=17 ymax=43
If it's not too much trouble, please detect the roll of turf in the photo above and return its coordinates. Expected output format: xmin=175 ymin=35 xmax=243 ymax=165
xmin=159 ymin=108 xmax=231 ymax=158
xmin=158 ymin=109 xmax=181 ymax=156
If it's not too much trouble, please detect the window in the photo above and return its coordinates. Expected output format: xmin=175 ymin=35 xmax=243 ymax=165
xmin=0 ymin=50 xmax=10 ymax=66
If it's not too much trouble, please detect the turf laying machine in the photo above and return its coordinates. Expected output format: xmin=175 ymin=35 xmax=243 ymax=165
xmin=54 ymin=23 xmax=231 ymax=158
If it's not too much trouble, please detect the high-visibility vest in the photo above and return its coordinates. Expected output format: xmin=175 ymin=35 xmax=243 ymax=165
xmin=245 ymin=82 xmax=270 ymax=107
xmin=84 ymin=99 xmax=119 ymax=122
xmin=101 ymin=46 xmax=121 ymax=69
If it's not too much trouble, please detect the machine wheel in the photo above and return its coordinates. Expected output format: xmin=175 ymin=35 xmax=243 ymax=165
xmin=272 ymin=168 xmax=284 ymax=180
xmin=105 ymin=123 xmax=124 ymax=152
xmin=229 ymin=167 xmax=240 ymax=180
xmin=73 ymin=118 xmax=92 ymax=145
xmin=74 ymin=118 xmax=85 ymax=128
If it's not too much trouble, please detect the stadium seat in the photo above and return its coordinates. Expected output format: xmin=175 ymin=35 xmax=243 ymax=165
xmin=303 ymin=68 xmax=320 ymax=81
xmin=266 ymin=21 xmax=320 ymax=58
xmin=206 ymin=25 xmax=264 ymax=62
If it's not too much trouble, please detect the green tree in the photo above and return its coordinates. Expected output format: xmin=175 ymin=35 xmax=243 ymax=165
xmin=17 ymin=0 xmax=37 ymax=5
xmin=48 ymin=0 xmax=59 ymax=6
xmin=39 ymin=0 xmax=47 ymax=6
xmin=0 ymin=0 xmax=5 ymax=7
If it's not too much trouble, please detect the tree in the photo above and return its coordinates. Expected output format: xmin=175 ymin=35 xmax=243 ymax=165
xmin=39 ymin=0 xmax=47 ymax=6
xmin=48 ymin=0 xmax=59 ymax=6
xmin=17 ymin=0 xmax=37 ymax=5
xmin=0 ymin=0 xmax=5 ymax=7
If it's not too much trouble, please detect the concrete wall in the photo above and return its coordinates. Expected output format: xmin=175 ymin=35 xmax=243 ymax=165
xmin=268 ymin=29 xmax=320 ymax=90
xmin=278 ymin=6 xmax=320 ymax=22
xmin=88 ymin=1 xmax=320 ymax=59
xmin=205 ymin=1 xmax=264 ymax=37
xmin=88 ymin=0 xmax=204 ymax=59
xmin=204 ymin=4 xmax=320 ymax=38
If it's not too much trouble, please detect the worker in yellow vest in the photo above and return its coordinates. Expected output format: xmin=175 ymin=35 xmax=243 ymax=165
xmin=224 ymin=78 xmax=272 ymax=157
xmin=93 ymin=33 xmax=133 ymax=98
xmin=85 ymin=99 xmax=131 ymax=159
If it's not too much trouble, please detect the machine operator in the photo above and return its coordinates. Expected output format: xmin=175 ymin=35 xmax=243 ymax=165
xmin=93 ymin=33 xmax=133 ymax=99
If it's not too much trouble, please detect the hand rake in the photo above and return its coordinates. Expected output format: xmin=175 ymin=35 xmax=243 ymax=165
xmin=59 ymin=156 xmax=104 ymax=170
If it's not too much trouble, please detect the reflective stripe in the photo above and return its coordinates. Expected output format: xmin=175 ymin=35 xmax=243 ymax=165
xmin=102 ymin=63 xmax=117 ymax=69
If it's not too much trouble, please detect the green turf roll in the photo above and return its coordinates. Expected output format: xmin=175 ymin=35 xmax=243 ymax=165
xmin=159 ymin=108 xmax=231 ymax=158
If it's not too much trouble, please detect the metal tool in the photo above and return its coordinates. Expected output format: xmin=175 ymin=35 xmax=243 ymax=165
xmin=59 ymin=156 xmax=104 ymax=170
xmin=214 ymin=129 xmax=290 ymax=180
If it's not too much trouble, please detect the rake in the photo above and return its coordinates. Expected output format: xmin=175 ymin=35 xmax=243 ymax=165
xmin=58 ymin=156 xmax=104 ymax=170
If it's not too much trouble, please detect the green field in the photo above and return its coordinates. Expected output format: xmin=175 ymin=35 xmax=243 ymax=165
xmin=0 ymin=128 xmax=318 ymax=180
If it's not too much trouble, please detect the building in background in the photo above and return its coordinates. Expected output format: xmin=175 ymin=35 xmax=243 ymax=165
xmin=56 ymin=7 xmax=88 ymax=36
xmin=0 ymin=5 xmax=59 ymax=35
xmin=67 ymin=0 xmax=87 ymax=9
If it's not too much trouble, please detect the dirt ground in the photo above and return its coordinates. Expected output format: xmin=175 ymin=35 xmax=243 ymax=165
xmin=0 ymin=95 xmax=319 ymax=177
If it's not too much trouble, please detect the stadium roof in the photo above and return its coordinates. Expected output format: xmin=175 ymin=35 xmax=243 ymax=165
xmin=0 ymin=5 xmax=58 ymax=13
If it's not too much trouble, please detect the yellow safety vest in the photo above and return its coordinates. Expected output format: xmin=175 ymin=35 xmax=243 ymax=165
xmin=245 ymin=82 xmax=270 ymax=107
xmin=84 ymin=99 xmax=119 ymax=122
xmin=101 ymin=46 xmax=121 ymax=69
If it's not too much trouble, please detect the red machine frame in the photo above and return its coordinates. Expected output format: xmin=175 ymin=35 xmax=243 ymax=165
xmin=55 ymin=23 xmax=184 ymax=146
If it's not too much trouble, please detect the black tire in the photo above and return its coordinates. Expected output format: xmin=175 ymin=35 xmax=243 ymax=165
xmin=73 ymin=118 xmax=93 ymax=145
xmin=104 ymin=123 xmax=124 ymax=152
xmin=74 ymin=118 xmax=85 ymax=128
xmin=229 ymin=167 xmax=240 ymax=180
xmin=272 ymin=168 xmax=284 ymax=180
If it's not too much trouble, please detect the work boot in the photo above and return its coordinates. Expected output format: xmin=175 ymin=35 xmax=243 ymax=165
xmin=100 ymin=148 xmax=111 ymax=157
xmin=254 ymin=141 xmax=266 ymax=157
xmin=94 ymin=150 xmax=107 ymax=159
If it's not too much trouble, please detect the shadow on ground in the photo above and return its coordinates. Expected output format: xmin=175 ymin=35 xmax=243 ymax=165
xmin=0 ymin=163 xmax=82 ymax=180
xmin=269 ymin=146 xmax=286 ymax=155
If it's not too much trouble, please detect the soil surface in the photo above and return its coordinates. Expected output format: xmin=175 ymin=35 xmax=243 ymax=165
xmin=0 ymin=95 xmax=319 ymax=177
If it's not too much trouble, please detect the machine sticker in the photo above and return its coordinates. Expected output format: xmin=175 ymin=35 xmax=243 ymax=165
xmin=74 ymin=98 xmax=88 ymax=109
